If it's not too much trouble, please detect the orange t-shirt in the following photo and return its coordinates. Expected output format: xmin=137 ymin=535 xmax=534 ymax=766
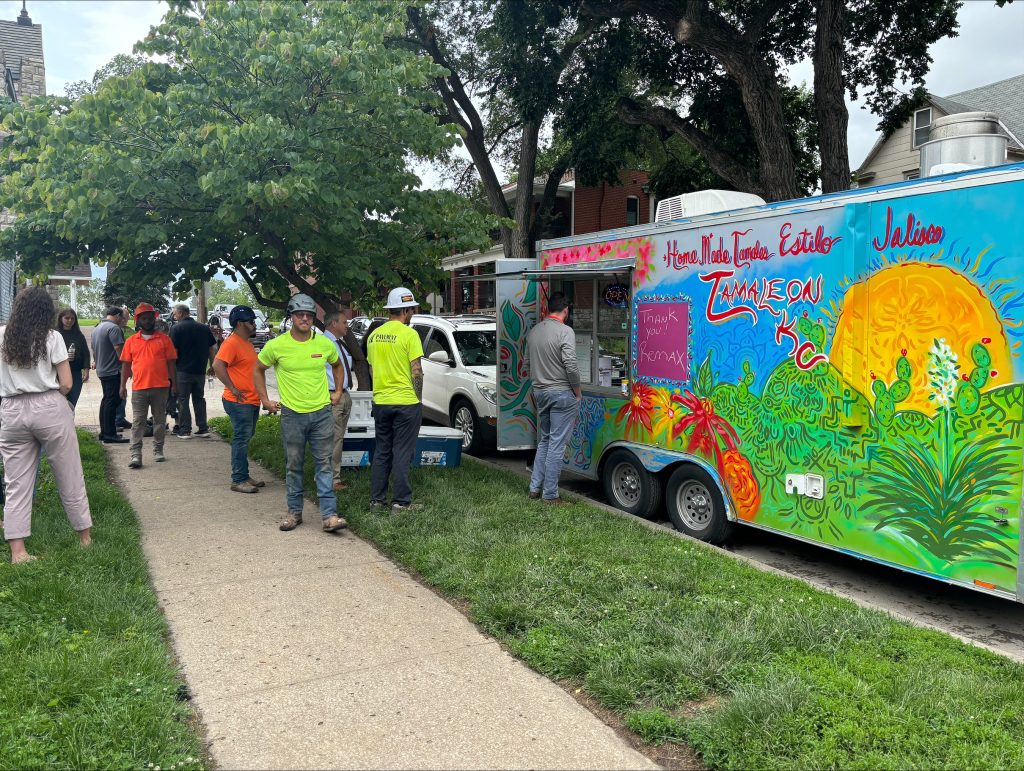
xmin=214 ymin=333 xmax=260 ymax=406
xmin=120 ymin=332 xmax=176 ymax=390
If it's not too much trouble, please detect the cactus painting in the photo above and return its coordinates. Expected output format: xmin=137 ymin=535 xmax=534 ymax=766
xmin=870 ymin=350 xmax=913 ymax=426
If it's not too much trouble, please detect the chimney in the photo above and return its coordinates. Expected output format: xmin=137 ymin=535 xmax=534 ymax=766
xmin=919 ymin=112 xmax=1008 ymax=178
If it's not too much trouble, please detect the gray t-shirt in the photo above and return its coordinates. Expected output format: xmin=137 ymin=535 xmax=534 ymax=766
xmin=92 ymin=319 xmax=126 ymax=378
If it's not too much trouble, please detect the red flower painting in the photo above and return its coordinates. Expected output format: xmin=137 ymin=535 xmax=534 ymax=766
xmin=615 ymin=382 xmax=657 ymax=439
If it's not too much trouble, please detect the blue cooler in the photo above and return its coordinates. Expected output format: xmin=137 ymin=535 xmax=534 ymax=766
xmin=412 ymin=426 xmax=464 ymax=468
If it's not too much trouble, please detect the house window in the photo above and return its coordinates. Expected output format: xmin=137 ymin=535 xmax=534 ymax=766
xmin=626 ymin=196 xmax=640 ymax=227
xmin=912 ymin=108 xmax=932 ymax=148
xmin=904 ymin=170 xmax=920 ymax=181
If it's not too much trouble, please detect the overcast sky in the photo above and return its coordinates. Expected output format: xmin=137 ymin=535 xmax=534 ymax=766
xmin=4 ymin=0 xmax=1023 ymax=177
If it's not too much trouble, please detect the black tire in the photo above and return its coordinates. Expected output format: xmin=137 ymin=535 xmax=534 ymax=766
xmin=665 ymin=464 xmax=733 ymax=544
xmin=601 ymin=449 xmax=663 ymax=520
xmin=450 ymin=398 xmax=481 ymax=454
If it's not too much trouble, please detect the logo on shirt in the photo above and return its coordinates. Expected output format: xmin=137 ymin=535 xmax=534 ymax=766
xmin=311 ymin=353 xmax=323 ymax=358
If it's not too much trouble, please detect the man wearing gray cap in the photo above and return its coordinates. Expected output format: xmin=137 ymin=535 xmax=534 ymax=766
xmin=366 ymin=287 xmax=424 ymax=512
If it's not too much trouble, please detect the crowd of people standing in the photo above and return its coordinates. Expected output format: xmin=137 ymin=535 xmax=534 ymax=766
xmin=2 ymin=285 xmax=435 ymax=563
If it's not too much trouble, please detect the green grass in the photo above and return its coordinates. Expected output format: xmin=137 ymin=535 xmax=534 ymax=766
xmin=0 ymin=433 xmax=205 ymax=770
xmin=212 ymin=414 xmax=1024 ymax=770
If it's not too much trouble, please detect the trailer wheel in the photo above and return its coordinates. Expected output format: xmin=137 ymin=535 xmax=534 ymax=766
xmin=665 ymin=465 xmax=733 ymax=544
xmin=601 ymin=449 xmax=662 ymax=520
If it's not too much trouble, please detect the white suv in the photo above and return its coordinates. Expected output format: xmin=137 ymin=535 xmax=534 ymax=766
xmin=410 ymin=315 xmax=497 ymax=453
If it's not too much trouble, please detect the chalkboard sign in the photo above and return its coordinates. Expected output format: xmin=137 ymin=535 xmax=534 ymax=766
xmin=633 ymin=295 xmax=691 ymax=384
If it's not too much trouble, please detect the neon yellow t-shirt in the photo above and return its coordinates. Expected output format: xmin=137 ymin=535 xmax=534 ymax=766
xmin=258 ymin=330 xmax=339 ymax=413
xmin=367 ymin=320 xmax=424 ymax=405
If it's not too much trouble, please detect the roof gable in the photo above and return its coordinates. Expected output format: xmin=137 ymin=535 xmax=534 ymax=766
xmin=857 ymin=73 xmax=1024 ymax=171
xmin=946 ymin=73 xmax=1024 ymax=147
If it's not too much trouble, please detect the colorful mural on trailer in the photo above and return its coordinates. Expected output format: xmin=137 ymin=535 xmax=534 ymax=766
xmin=535 ymin=178 xmax=1023 ymax=595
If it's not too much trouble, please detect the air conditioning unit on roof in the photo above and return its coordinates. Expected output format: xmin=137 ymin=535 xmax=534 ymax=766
xmin=655 ymin=190 xmax=766 ymax=222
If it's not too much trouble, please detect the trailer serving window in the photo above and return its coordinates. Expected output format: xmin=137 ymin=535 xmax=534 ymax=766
xmin=548 ymin=273 xmax=630 ymax=393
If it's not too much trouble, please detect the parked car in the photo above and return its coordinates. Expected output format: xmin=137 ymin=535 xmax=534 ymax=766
xmin=349 ymin=315 xmax=375 ymax=342
xmin=360 ymin=314 xmax=497 ymax=453
xmin=209 ymin=311 xmax=272 ymax=350
xmin=413 ymin=315 xmax=497 ymax=453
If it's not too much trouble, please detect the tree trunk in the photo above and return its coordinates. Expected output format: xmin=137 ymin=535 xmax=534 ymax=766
xmin=341 ymin=328 xmax=371 ymax=391
xmin=730 ymin=60 xmax=801 ymax=201
xmin=813 ymin=0 xmax=850 ymax=193
xmin=671 ymin=7 xmax=800 ymax=201
xmin=510 ymin=119 xmax=541 ymax=261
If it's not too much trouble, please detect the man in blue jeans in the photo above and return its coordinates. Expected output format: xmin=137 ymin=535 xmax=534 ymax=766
xmin=253 ymin=294 xmax=347 ymax=532
xmin=526 ymin=292 xmax=581 ymax=504
xmin=211 ymin=305 xmax=266 ymax=494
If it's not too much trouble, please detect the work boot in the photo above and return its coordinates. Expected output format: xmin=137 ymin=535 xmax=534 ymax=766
xmin=128 ymin=455 xmax=142 ymax=469
xmin=333 ymin=481 xmax=348 ymax=492
xmin=153 ymin=449 xmax=166 ymax=463
xmin=246 ymin=478 xmax=266 ymax=488
xmin=528 ymin=490 xmax=541 ymax=500
xmin=543 ymin=497 xmax=571 ymax=506
xmin=322 ymin=515 xmax=347 ymax=532
xmin=231 ymin=482 xmax=259 ymax=494
xmin=279 ymin=511 xmax=303 ymax=531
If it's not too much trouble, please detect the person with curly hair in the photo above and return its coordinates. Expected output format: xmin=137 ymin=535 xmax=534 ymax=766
xmin=55 ymin=307 xmax=91 ymax=408
xmin=0 ymin=286 xmax=92 ymax=564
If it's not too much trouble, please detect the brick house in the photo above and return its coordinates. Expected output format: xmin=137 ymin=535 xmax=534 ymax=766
xmin=442 ymin=169 xmax=653 ymax=313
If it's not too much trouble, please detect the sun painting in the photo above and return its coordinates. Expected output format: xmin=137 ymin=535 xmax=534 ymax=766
xmin=830 ymin=262 xmax=1010 ymax=414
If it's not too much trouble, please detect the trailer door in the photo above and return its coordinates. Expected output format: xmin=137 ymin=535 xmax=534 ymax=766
xmin=496 ymin=261 xmax=539 ymax=450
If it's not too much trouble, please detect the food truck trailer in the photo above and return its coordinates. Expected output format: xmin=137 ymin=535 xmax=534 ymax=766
xmin=496 ymin=162 xmax=1024 ymax=603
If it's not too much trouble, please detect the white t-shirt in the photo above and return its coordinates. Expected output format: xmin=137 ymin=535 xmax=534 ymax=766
xmin=0 ymin=328 xmax=68 ymax=398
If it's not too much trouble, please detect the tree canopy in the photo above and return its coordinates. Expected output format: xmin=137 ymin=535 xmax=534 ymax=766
xmin=415 ymin=0 xmax=967 ymax=208
xmin=0 ymin=0 xmax=494 ymax=312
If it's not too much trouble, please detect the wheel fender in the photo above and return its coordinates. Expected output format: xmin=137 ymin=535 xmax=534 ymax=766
xmin=598 ymin=441 xmax=738 ymax=523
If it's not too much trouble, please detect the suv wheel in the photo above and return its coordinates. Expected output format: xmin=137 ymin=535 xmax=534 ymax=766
xmin=451 ymin=399 xmax=480 ymax=454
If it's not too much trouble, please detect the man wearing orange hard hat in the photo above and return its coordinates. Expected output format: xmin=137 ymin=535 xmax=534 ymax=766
xmin=119 ymin=302 xmax=178 ymax=469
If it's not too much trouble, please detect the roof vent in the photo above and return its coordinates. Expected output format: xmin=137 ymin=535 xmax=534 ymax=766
xmin=919 ymin=111 xmax=1007 ymax=177
xmin=655 ymin=189 xmax=766 ymax=222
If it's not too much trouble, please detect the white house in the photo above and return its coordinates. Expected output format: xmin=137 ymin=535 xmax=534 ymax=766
xmin=856 ymin=73 xmax=1024 ymax=186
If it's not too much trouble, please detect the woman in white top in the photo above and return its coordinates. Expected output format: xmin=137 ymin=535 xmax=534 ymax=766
xmin=0 ymin=286 xmax=92 ymax=563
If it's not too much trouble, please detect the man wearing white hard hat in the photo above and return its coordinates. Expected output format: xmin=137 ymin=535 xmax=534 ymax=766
xmin=366 ymin=287 xmax=424 ymax=512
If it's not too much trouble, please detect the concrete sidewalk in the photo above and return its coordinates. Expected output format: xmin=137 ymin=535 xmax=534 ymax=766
xmin=77 ymin=381 xmax=655 ymax=768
